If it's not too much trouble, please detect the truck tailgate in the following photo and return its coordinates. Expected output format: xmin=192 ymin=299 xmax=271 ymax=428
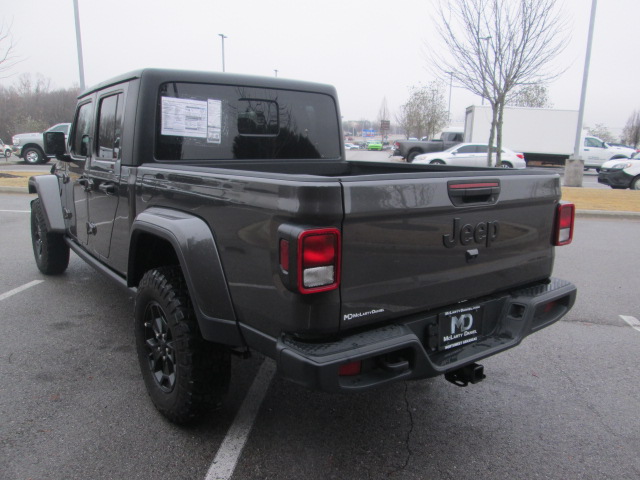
xmin=339 ymin=172 xmax=561 ymax=329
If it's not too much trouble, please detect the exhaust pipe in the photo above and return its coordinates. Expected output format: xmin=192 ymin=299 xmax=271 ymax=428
xmin=445 ymin=363 xmax=486 ymax=387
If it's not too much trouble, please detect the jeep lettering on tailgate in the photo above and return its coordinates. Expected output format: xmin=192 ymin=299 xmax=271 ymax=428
xmin=443 ymin=218 xmax=500 ymax=248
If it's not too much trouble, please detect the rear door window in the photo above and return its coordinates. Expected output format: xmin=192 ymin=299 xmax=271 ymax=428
xmin=97 ymin=93 xmax=124 ymax=160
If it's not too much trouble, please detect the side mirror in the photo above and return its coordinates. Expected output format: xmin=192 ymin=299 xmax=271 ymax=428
xmin=43 ymin=131 xmax=72 ymax=162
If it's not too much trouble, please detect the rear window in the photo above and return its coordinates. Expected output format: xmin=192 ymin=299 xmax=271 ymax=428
xmin=156 ymin=82 xmax=341 ymax=161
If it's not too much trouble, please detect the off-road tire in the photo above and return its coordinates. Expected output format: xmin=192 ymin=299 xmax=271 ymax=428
xmin=31 ymin=198 xmax=70 ymax=275
xmin=23 ymin=147 xmax=45 ymax=164
xmin=134 ymin=267 xmax=230 ymax=425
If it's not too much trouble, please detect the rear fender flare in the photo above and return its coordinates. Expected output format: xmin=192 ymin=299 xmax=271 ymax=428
xmin=28 ymin=174 xmax=65 ymax=233
xmin=130 ymin=207 xmax=241 ymax=345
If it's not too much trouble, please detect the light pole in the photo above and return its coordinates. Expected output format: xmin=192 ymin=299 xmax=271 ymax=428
xmin=73 ymin=0 xmax=85 ymax=90
xmin=274 ymin=69 xmax=278 ymax=77
xmin=218 ymin=34 xmax=227 ymax=72
xmin=564 ymin=0 xmax=598 ymax=188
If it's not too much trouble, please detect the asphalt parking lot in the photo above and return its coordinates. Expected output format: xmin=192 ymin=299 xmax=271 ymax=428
xmin=1 ymin=190 xmax=639 ymax=479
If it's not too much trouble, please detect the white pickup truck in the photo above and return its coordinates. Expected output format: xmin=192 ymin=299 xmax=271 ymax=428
xmin=582 ymin=137 xmax=637 ymax=171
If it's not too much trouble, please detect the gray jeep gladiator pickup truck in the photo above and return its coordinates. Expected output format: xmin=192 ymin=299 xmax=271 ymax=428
xmin=30 ymin=69 xmax=577 ymax=424
xmin=395 ymin=130 xmax=464 ymax=162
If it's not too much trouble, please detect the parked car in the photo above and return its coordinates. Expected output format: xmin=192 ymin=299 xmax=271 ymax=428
xmin=1 ymin=139 xmax=11 ymax=158
xmin=367 ymin=141 xmax=383 ymax=151
xmin=413 ymin=143 xmax=526 ymax=168
xmin=12 ymin=123 xmax=71 ymax=164
xmin=597 ymin=153 xmax=640 ymax=189
xmin=344 ymin=142 xmax=359 ymax=150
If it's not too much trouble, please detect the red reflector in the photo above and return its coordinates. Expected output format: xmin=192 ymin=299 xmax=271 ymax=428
xmin=302 ymin=233 xmax=337 ymax=267
xmin=338 ymin=361 xmax=362 ymax=376
xmin=279 ymin=239 xmax=289 ymax=272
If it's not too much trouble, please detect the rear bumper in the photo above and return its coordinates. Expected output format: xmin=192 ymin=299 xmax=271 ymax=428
xmin=276 ymin=278 xmax=576 ymax=392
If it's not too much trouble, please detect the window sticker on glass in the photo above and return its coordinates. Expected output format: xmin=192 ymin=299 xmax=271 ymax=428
xmin=161 ymin=97 xmax=208 ymax=138
xmin=207 ymin=99 xmax=222 ymax=144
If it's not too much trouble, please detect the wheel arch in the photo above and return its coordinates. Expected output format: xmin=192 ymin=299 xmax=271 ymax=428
xmin=29 ymin=175 xmax=65 ymax=233
xmin=20 ymin=143 xmax=45 ymax=156
xmin=406 ymin=148 xmax=423 ymax=163
xmin=130 ymin=208 xmax=242 ymax=346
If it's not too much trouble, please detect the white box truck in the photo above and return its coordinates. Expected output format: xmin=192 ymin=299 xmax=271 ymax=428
xmin=464 ymin=105 xmax=636 ymax=169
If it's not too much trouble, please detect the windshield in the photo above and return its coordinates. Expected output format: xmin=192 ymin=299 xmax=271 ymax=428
xmin=156 ymin=82 xmax=341 ymax=161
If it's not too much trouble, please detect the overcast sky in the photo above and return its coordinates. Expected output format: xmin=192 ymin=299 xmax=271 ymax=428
xmin=1 ymin=0 xmax=638 ymax=136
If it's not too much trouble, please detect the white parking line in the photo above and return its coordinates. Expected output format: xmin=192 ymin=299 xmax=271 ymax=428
xmin=0 ymin=280 xmax=44 ymax=302
xmin=620 ymin=315 xmax=640 ymax=333
xmin=0 ymin=210 xmax=30 ymax=213
xmin=205 ymin=359 xmax=276 ymax=480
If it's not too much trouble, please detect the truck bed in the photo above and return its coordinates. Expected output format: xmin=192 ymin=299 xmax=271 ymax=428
xmin=136 ymin=160 xmax=562 ymax=337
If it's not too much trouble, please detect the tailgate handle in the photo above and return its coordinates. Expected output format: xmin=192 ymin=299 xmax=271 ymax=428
xmin=448 ymin=180 xmax=500 ymax=206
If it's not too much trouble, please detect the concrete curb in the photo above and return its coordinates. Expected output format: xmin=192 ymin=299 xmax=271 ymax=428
xmin=2 ymin=186 xmax=638 ymax=219
xmin=575 ymin=210 xmax=640 ymax=219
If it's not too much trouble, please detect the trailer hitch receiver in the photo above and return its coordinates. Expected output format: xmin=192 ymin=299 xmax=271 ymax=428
xmin=445 ymin=363 xmax=486 ymax=387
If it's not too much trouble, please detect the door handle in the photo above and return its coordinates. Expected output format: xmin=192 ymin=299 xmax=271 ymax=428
xmin=98 ymin=183 xmax=116 ymax=194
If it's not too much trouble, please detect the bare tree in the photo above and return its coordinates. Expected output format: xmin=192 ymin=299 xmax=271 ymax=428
xmin=0 ymin=74 xmax=80 ymax=142
xmin=0 ymin=22 xmax=21 ymax=79
xmin=508 ymin=84 xmax=552 ymax=108
xmin=586 ymin=124 xmax=616 ymax=143
xmin=398 ymin=82 xmax=448 ymax=140
xmin=395 ymin=108 xmax=411 ymax=139
xmin=431 ymin=0 xmax=567 ymax=165
xmin=621 ymin=110 xmax=640 ymax=148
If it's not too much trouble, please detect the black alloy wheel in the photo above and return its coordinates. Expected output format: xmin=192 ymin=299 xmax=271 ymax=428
xmin=143 ymin=301 xmax=177 ymax=392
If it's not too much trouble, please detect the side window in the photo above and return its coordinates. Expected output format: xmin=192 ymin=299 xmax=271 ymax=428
xmin=71 ymin=102 xmax=93 ymax=156
xmin=584 ymin=137 xmax=603 ymax=148
xmin=457 ymin=145 xmax=476 ymax=154
xmin=475 ymin=145 xmax=488 ymax=153
xmin=49 ymin=124 xmax=69 ymax=133
xmin=97 ymin=93 xmax=124 ymax=159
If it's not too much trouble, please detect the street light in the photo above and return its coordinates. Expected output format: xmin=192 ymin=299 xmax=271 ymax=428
xmin=73 ymin=0 xmax=85 ymax=90
xmin=274 ymin=69 xmax=278 ymax=77
xmin=218 ymin=34 xmax=227 ymax=72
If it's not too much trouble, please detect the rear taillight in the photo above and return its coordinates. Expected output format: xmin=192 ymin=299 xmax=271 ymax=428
xmin=278 ymin=226 xmax=341 ymax=294
xmin=554 ymin=202 xmax=575 ymax=246
xmin=516 ymin=153 xmax=524 ymax=159
xmin=298 ymin=229 xmax=340 ymax=293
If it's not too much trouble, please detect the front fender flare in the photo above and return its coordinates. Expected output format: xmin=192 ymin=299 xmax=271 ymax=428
xmin=28 ymin=175 xmax=65 ymax=233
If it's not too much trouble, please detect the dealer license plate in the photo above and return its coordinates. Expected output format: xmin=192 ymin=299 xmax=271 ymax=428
xmin=438 ymin=305 xmax=483 ymax=351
